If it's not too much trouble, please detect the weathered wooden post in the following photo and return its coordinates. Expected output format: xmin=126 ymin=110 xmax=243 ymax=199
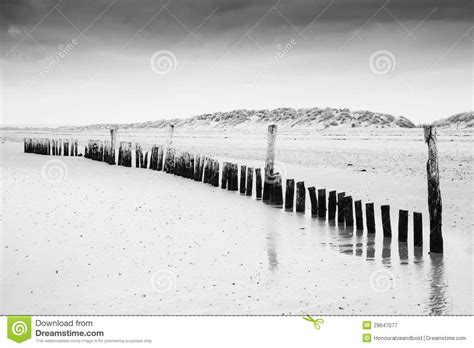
xmin=328 ymin=191 xmax=337 ymax=220
xmin=240 ymin=165 xmax=247 ymax=194
xmin=337 ymin=192 xmax=345 ymax=223
xmin=74 ymin=140 xmax=78 ymax=156
xmin=424 ymin=125 xmax=443 ymax=253
xmin=255 ymin=168 xmax=262 ymax=199
xmin=354 ymin=200 xmax=363 ymax=230
xmin=285 ymin=179 xmax=295 ymax=211
xmin=221 ymin=162 xmax=229 ymax=188
xmin=398 ymin=209 xmax=408 ymax=242
xmin=109 ymin=128 xmax=117 ymax=165
xmin=381 ymin=205 xmax=392 ymax=238
xmin=212 ymin=161 xmax=220 ymax=187
xmin=246 ymin=167 xmax=253 ymax=196
xmin=150 ymin=146 xmax=158 ymax=170
xmin=366 ymin=203 xmax=376 ymax=234
xmin=63 ymin=139 xmax=69 ymax=156
xmin=263 ymin=125 xmax=277 ymax=201
xmin=414 ymin=212 xmax=423 ymax=248
xmin=295 ymin=181 xmax=305 ymax=213
xmin=273 ymin=174 xmax=283 ymax=205
xmin=136 ymin=143 xmax=144 ymax=168
xmin=308 ymin=187 xmax=318 ymax=216
xmin=167 ymin=124 xmax=174 ymax=147
xmin=317 ymin=189 xmax=326 ymax=218
xmin=344 ymin=196 xmax=354 ymax=227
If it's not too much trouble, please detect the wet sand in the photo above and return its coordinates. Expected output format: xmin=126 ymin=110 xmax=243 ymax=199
xmin=0 ymin=129 xmax=472 ymax=315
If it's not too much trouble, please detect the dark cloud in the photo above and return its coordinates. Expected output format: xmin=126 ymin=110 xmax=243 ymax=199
xmin=0 ymin=0 xmax=471 ymax=56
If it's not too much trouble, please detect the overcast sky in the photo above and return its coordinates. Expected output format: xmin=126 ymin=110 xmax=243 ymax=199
xmin=0 ymin=0 xmax=472 ymax=126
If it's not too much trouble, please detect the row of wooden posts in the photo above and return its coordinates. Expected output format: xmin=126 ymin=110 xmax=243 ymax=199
xmin=23 ymin=124 xmax=443 ymax=253
xmin=24 ymin=138 xmax=79 ymax=156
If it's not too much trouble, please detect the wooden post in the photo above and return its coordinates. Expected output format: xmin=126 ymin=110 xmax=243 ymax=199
xmin=167 ymin=124 xmax=174 ymax=147
xmin=221 ymin=162 xmax=228 ymax=188
xmin=317 ymin=189 xmax=326 ymax=218
xmin=157 ymin=146 xmax=164 ymax=171
xmin=109 ymin=128 xmax=117 ymax=165
xmin=328 ymin=191 xmax=337 ymax=220
xmin=136 ymin=143 xmax=143 ymax=168
xmin=212 ymin=161 xmax=220 ymax=187
xmin=295 ymin=181 xmax=305 ymax=213
xmin=355 ymin=200 xmax=363 ymax=230
xmin=381 ymin=205 xmax=392 ymax=238
xmin=424 ymin=126 xmax=443 ymax=253
xmin=414 ymin=212 xmax=423 ymax=248
xmin=263 ymin=125 xmax=277 ymax=201
xmin=337 ymin=192 xmax=345 ymax=223
xmin=74 ymin=140 xmax=78 ymax=156
xmin=150 ymin=146 xmax=158 ymax=170
xmin=63 ymin=140 xmax=69 ymax=156
xmin=308 ymin=187 xmax=318 ymax=216
xmin=273 ymin=174 xmax=283 ymax=205
xmin=246 ymin=167 xmax=253 ymax=196
xmin=255 ymin=168 xmax=262 ymax=199
xmin=240 ymin=165 xmax=247 ymax=194
xmin=344 ymin=196 xmax=354 ymax=227
xmin=285 ymin=179 xmax=295 ymax=211
xmin=366 ymin=203 xmax=376 ymax=234
xmin=398 ymin=209 xmax=408 ymax=242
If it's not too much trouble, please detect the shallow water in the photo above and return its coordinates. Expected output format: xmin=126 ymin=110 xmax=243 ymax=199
xmin=1 ymin=140 xmax=472 ymax=315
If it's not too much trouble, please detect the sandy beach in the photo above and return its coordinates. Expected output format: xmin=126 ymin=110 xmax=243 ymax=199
xmin=1 ymin=128 xmax=472 ymax=315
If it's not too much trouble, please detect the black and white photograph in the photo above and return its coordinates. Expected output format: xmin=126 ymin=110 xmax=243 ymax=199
xmin=1 ymin=0 xmax=472 ymax=320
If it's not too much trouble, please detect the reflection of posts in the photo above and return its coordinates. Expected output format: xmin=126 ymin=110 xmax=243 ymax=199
xmin=424 ymin=126 xmax=443 ymax=253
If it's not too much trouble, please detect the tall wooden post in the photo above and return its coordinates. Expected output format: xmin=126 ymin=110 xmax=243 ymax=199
xmin=263 ymin=125 xmax=277 ymax=201
xmin=424 ymin=126 xmax=443 ymax=253
xmin=167 ymin=124 xmax=174 ymax=147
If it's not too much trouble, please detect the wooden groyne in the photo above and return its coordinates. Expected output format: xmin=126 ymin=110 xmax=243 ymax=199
xmin=24 ymin=123 xmax=443 ymax=254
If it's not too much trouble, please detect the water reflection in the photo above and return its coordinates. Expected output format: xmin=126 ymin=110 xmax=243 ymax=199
xmin=414 ymin=247 xmax=423 ymax=263
xmin=366 ymin=235 xmax=375 ymax=260
xmin=428 ymin=254 xmax=449 ymax=315
xmin=398 ymin=242 xmax=409 ymax=263
xmin=265 ymin=214 xmax=279 ymax=272
xmin=382 ymin=237 xmax=391 ymax=264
